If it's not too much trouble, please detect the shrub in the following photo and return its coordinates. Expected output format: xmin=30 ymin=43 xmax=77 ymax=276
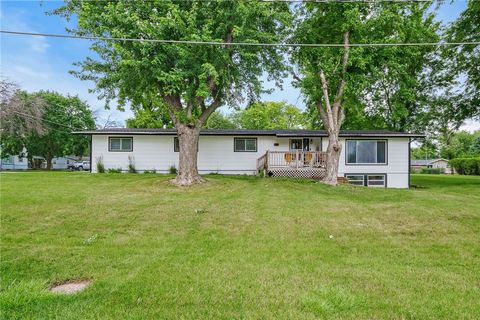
xmin=107 ymin=168 xmax=122 ymax=173
xmin=169 ymin=165 xmax=177 ymax=174
xmin=96 ymin=156 xmax=105 ymax=173
xmin=143 ymin=169 xmax=157 ymax=174
xmin=420 ymin=167 xmax=445 ymax=174
xmin=128 ymin=155 xmax=137 ymax=173
xmin=449 ymin=157 xmax=480 ymax=175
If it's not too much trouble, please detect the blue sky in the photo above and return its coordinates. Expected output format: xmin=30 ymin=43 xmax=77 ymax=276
xmin=1 ymin=0 xmax=478 ymax=131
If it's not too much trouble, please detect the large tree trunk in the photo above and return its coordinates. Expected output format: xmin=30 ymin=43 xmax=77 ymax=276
xmin=324 ymin=133 xmax=342 ymax=185
xmin=46 ymin=156 xmax=53 ymax=170
xmin=172 ymin=124 xmax=205 ymax=186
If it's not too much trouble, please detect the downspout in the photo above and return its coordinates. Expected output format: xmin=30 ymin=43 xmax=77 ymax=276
xmin=408 ymin=138 xmax=418 ymax=188
xmin=408 ymin=138 xmax=412 ymax=188
xmin=89 ymin=135 xmax=92 ymax=173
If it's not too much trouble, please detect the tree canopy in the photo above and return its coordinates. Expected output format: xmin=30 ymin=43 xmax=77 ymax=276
xmin=1 ymin=84 xmax=95 ymax=169
xmin=54 ymin=0 xmax=291 ymax=184
xmin=233 ymin=101 xmax=307 ymax=130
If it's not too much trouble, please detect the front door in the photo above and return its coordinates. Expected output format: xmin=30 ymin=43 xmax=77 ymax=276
xmin=290 ymin=138 xmax=310 ymax=151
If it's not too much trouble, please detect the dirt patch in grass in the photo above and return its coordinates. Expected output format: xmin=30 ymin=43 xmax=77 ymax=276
xmin=50 ymin=279 xmax=91 ymax=294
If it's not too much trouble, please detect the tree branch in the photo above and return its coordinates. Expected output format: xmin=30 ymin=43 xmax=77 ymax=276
xmin=333 ymin=31 xmax=350 ymax=126
xmin=319 ymin=70 xmax=335 ymax=131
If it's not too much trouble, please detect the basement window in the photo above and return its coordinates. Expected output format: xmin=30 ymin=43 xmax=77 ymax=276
xmin=345 ymin=174 xmax=386 ymax=187
xmin=109 ymin=137 xmax=133 ymax=152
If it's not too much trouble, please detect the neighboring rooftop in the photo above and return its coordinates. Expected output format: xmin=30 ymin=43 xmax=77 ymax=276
xmin=75 ymin=128 xmax=424 ymax=138
xmin=411 ymin=159 xmax=448 ymax=166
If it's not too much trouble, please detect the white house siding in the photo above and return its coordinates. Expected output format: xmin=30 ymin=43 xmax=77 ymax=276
xmin=322 ymin=137 xmax=409 ymax=188
xmin=92 ymin=134 xmax=410 ymax=188
xmin=0 ymin=155 xmax=28 ymax=170
xmin=92 ymin=135 xmax=287 ymax=174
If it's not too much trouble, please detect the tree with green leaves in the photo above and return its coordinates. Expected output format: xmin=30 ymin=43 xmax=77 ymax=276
xmin=233 ymin=101 xmax=307 ymax=129
xmin=54 ymin=0 xmax=290 ymax=185
xmin=446 ymin=0 xmax=480 ymax=122
xmin=204 ymin=111 xmax=237 ymax=129
xmin=1 ymin=88 xmax=95 ymax=169
xmin=126 ymin=106 xmax=172 ymax=129
xmin=291 ymin=2 xmax=442 ymax=185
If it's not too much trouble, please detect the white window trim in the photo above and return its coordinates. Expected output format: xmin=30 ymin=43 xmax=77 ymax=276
xmin=109 ymin=137 xmax=133 ymax=152
xmin=234 ymin=138 xmax=257 ymax=152
xmin=346 ymin=139 xmax=387 ymax=165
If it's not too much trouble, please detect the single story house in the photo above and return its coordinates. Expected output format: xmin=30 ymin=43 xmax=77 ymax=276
xmin=76 ymin=128 xmax=423 ymax=188
xmin=411 ymin=159 xmax=451 ymax=173
xmin=0 ymin=154 xmax=28 ymax=170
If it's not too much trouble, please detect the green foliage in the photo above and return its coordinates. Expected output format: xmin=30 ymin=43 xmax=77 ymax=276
xmin=54 ymin=1 xmax=291 ymax=126
xmin=204 ymin=111 xmax=237 ymax=129
xmin=96 ymin=156 xmax=105 ymax=173
xmin=411 ymin=140 xmax=439 ymax=160
xmin=420 ymin=167 xmax=445 ymax=174
xmin=291 ymin=2 xmax=449 ymax=134
xmin=440 ymin=130 xmax=480 ymax=159
xmin=143 ymin=169 xmax=157 ymax=174
xmin=449 ymin=157 xmax=480 ymax=175
xmin=169 ymin=165 xmax=177 ymax=175
xmin=107 ymin=168 xmax=122 ymax=173
xmin=127 ymin=155 xmax=137 ymax=173
xmin=446 ymin=1 xmax=480 ymax=121
xmin=126 ymin=105 xmax=173 ymax=129
xmin=0 ymin=90 xmax=95 ymax=167
xmin=233 ymin=101 xmax=308 ymax=129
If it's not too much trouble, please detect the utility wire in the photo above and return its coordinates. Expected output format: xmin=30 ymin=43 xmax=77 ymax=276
xmin=13 ymin=111 xmax=81 ymax=132
xmin=1 ymin=30 xmax=479 ymax=47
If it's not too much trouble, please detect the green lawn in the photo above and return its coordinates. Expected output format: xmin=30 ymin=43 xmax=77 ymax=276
xmin=1 ymin=172 xmax=479 ymax=319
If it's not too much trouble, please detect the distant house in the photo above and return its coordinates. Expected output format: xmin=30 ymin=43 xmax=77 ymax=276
xmin=76 ymin=128 xmax=424 ymax=188
xmin=411 ymin=159 xmax=451 ymax=173
xmin=0 ymin=154 xmax=28 ymax=170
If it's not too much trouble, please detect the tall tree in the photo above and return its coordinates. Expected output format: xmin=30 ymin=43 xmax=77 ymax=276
xmin=291 ymin=2 xmax=441 ymax=185
xmin=1 ymin=89 xmax=95 ymax=169
xmin=233 ymin=101 xmax=307 ymax=129
xmin=446 ymin=0 xmax=480 ymax=122
xmin=54 ymin=0 xmax=290 ymax=185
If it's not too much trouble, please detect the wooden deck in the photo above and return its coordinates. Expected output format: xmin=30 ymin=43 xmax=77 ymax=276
xmin=257 ymin=151 xmax=327 ymax=179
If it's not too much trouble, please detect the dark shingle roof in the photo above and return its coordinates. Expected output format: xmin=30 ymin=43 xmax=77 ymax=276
xmin=74 ymin=128 xmax=424 ymax=137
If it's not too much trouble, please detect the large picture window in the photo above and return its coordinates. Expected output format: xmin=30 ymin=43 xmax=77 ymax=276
xmin=234 ymin=138 xmax=257 ymax=152
xmin=109 ymin=137 xmax=133 ymax=152
xmin=346 ymin=140 xmax=387 ymax=164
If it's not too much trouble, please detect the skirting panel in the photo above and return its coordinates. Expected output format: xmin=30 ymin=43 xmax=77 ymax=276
xmin=268 ymin=167 xmax=326 ymax=180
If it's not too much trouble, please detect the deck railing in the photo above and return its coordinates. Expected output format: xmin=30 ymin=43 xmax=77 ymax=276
xmin=257 ymin=150 xmax=327 ymax=171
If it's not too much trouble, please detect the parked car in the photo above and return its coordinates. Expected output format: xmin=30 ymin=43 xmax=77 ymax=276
xmin=74 ymin=161 xmax=90 ymax=171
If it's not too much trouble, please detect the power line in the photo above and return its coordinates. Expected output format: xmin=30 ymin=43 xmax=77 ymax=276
xmin=13 ymin=111 xmax=80 ymax=132
xmin=1 ymin=30 xmax=479 ymax=47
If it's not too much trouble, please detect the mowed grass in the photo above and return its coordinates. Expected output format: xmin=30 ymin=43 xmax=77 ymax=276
xmin=1 ymin=172 xmax=479 ymax=319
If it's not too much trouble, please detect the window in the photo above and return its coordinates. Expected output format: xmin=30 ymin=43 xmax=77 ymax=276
xmin=367 ymin=175 xmax=386 ymax=187
xmin=174 ymin=137 xmax=179 ymax=152
xmin=290 ymin=138 xmax=310 ymax=151
xmin=234 ymin=138 xmax=257 ymax=152
xmin=346 ymin=140 xmax=387 ymax=164
xmin=345 ymin=174 xmax=386 ymax=187
xmin=346 ymin=175 xmax=365 ymax=186
xmin=109 ymin=137 xmax=133 ymax=152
